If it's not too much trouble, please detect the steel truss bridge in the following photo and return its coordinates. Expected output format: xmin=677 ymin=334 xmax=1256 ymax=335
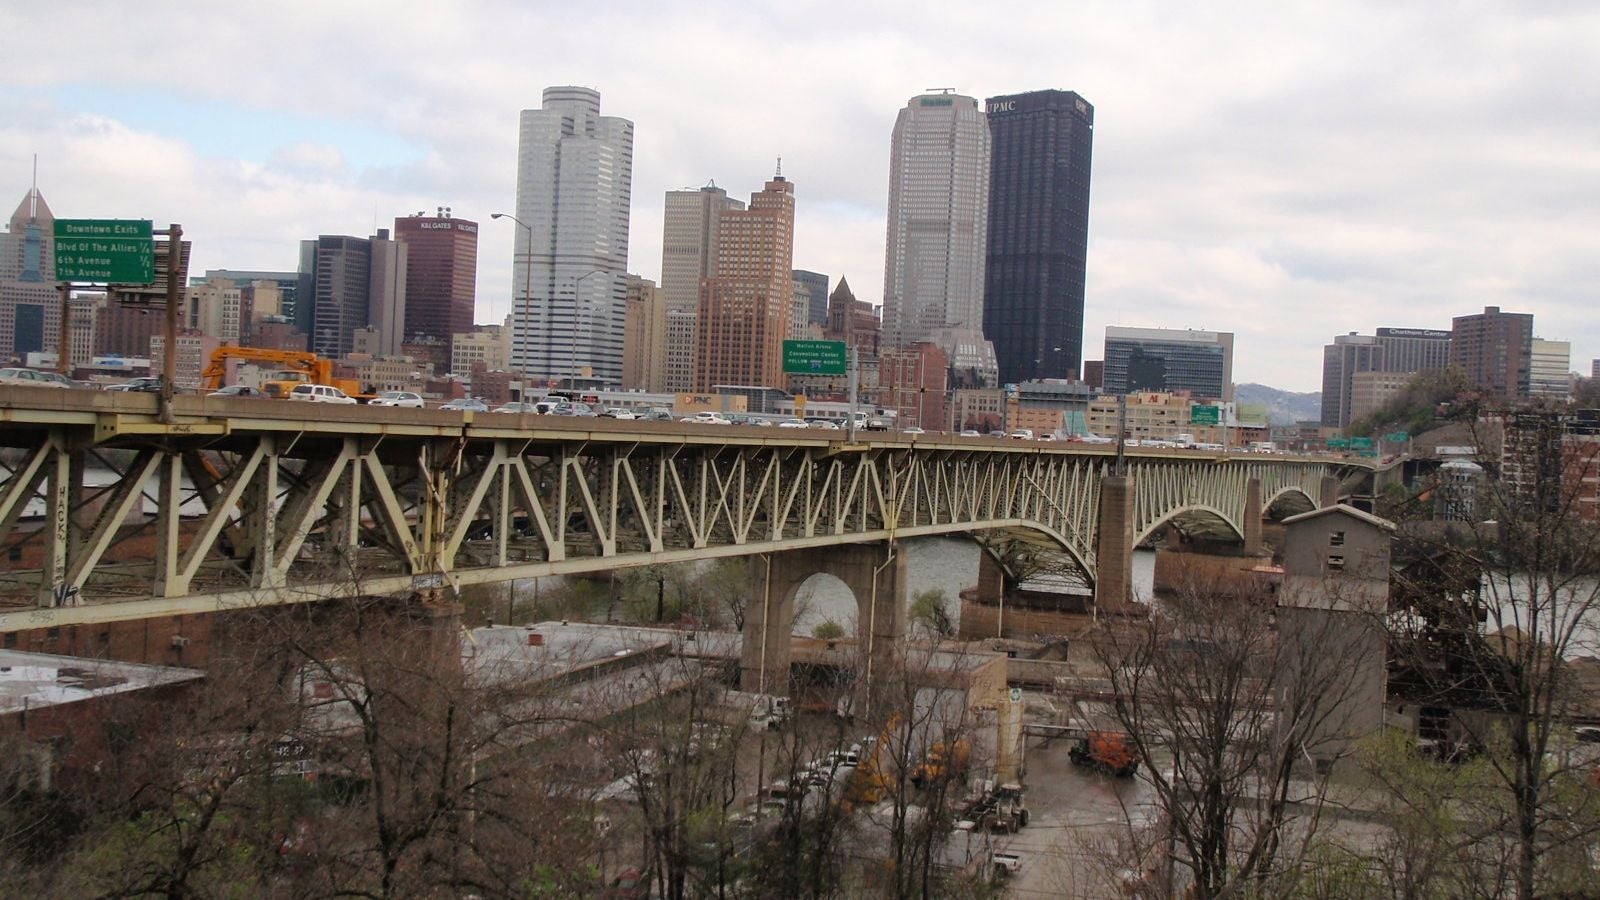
xmin=0 ymin=389 xmax=1372 ymax=629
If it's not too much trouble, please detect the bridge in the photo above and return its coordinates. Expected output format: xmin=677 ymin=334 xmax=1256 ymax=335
xmin=0 ymin=388 xmax=1373 ymax=690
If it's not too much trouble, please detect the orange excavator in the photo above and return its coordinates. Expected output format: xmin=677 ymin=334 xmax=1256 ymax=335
xmin=199 ymin=347 xmax=367 ymax=400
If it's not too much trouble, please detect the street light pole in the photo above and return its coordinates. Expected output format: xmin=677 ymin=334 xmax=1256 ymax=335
xmin=572 ymin=269 xmax=608 ymax=387
xmin=490 ymin=212 xmax=534 ymax=376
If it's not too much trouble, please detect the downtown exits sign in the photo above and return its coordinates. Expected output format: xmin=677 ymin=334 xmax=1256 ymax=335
xmin=53 ymin=219 xmax=155 ymax=284
xmin=782 ymin=339 xmax=847 ymax=376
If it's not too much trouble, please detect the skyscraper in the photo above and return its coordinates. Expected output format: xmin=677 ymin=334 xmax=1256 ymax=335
xmin=1450 ymin=306 xmax=1533 ymax=402
xmin=0 ymin=186 xmax=58 ymax=360
xmin=394 ymin=212 xmax=478 ymax=342
xmin=302 ymin=231 xmax=407 ymax=359
xmin=694 ymin=171 xmax=796 ymax=391
xmin=622 ymin=274 xmax=667 ymax=391
xmin=509 ymin=87 xmax=633 ymax=382
xmin=882 ymin=92 xmax=990 ymax=350
xmin=984 ymin=90 xmax=1094 ymax=385
xmin=1103 ymin=326 xmax=1233 ymax=401
xmin=660 ymin=184 xmax=743 ymax=391
xmin=792 ymin=269 xmax=829 ymax=328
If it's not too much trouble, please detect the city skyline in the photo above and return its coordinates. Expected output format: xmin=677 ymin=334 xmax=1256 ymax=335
xmin=3 ymin=3 xmax=1597 ymax=391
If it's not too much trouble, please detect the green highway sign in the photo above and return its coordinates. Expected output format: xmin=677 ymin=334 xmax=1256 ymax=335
xmin=1386 ymin=431 xmax=1410 ymax=443
xmin=783 ymin=339 xmax=847 ymax=376
xmin=1190 ymin=405 xmax=1220 ymax=425
xmin=1327 ymin=437 xmax=1351 ymax=449
xmin=1350 ymin=437 xmax=1374 ymax=450
xmin=54 ymin=219 xmax=155 ymax=284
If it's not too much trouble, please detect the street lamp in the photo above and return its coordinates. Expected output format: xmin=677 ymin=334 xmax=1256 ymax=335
xmin=571 ymin=269 xmax=608 ymax=386
xmin=490 ymin=212 xmax=534 ymax=373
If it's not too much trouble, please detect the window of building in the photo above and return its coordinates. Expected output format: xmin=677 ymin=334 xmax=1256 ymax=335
xmin=1327 ymin=555 xmax=1345 ymax=570
xmin=1329 ymin=530 xmax=1346 ymax=547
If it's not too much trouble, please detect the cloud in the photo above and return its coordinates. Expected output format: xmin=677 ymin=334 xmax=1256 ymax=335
xmin=4 ymin=0 xmax=1597 ymax=389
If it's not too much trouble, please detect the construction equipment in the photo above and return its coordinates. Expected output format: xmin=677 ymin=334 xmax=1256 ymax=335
xmin=1069 ymin=730 xmax=1139 ymax=778
xmin=909 ymin=739 xmax=972 ymax=789
xmin=199 ymin=346 xmax=368 ymax=400
xmin=846 ymin=715 xmax=903 ymax=805
xmin=958 ymin=781 xmax=1030 ymax=833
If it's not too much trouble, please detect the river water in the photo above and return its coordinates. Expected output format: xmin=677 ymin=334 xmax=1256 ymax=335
xmin=791 ymin=538 xmax=1157 ymax=635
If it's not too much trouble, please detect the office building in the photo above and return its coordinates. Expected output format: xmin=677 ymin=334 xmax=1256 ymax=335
xmin=451 ymin=323 xmax=510 ymax=377
xmin=882 ymin=92 xmax=990 ymax=351
xmin=0 ymin=186 xmax=58 ymax=361
xmin=394 ymin=213 xmax=478 ymax=343
xmin=1530 ymin=338 xmax=1572 ymax=400
xmin=1321 ymin=327 xmax=1450 ymax=428
xmin=198 ymin=269 xmax=303 ymax=328
xmin=622 ymin=275 xmax=667 ymax=392
xmin=983 ymin=90 xmax=1094 ymax=384
xmin=1103 ymin=326 xmax=1233 ymax=401
xmin=1450 ymin=306 xmax=1533 ymax=402
xmin=1374 ymin=327 xmax=1451 ymax=374
xmin=1348 ymin=371 xmax=1413 ymax=424
xmin=509 ymin=87 xmax=634 ymax=381
xmin=660 ymin=184 xmax=743 ymax=391
xmin=1321 ymin=333 xmax=1381 ymax=428
xmin=792 ymin=269 xmax=829 ymax=327
xmin=878 ymin=342 xmax=949 ymax=431
xmin=694 ymin=171 xmax=795 ymax=391
xmin=301 ymin=232 xmax=408 ymax=360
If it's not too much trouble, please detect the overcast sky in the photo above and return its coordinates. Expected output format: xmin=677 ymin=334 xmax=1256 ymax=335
xmin=5 ymin=1 xmax=1596 ymax=392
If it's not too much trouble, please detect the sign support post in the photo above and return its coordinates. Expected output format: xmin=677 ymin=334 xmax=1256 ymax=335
xmin=57 ymin=283 xmax=71 ymax=375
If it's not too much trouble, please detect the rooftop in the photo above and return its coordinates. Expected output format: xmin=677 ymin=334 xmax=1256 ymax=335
xmin=0 ymin=650 xmax=203 ymax=715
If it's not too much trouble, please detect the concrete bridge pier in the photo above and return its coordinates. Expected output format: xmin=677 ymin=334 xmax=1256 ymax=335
xmin=739 ymin=543 xmax=907 ymax=698
xmin=1244 ymin=477 xmax=1264 ymax=554
xmin=1319 ymin=475 xmax=1340 ymax=508
xmin=1093 ymin=475 xmax=1135 ymax=612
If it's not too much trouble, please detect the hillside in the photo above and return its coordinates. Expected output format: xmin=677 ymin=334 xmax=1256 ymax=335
xmin=1234 ymin=383 xmax=1321 ymax=425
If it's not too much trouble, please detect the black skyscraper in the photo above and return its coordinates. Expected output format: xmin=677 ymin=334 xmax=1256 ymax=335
xmin=982 ymin=89 xmax=1093 ymax=385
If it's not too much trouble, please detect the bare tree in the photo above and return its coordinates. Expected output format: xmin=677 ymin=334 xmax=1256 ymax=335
xmin=1090 ymin=574 xmax=1382 ymax=899
xmin=1381 ymin=409 xmax=1600 ymax=899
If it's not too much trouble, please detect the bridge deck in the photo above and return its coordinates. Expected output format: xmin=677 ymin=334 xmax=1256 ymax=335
xmin=0 ymin=387 xmax=1372 ymax=629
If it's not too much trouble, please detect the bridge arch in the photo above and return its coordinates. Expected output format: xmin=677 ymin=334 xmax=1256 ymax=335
xmin=1133 ymin=504 xmax=1246 ymax=547
xmin=1265 ymin=486 xmax=1318 ymax=519
xmin=739 ymin=543 xmax=906 ymax=698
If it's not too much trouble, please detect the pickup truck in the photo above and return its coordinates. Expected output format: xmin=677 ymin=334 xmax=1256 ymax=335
xmin=992 ymin=851 xmax=1022 ymax=877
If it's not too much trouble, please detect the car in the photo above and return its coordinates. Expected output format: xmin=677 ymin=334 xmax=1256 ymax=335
xmin=599 ymin=408 xmax=637 ymax=419
xmin=805 ymin=419 xmax=841 ymax=430
xmin=681 ymin=411 xmax=732 ymax=425
xmin=551 ymin=401 xmax=597 ymax=417
xmin=1079 ymin=433 xmax=1115 ymax=444
xmin=493 ymin=402 xmax=542 ymax=414
xmin=440 ymin=397 xmax=489 ymax=412
xmin=958 ymin=429 xmax=981 ymax=437
xmin=641 ymin=408 xmax=675 ymax=421
xmin=206 ymin=384 xmax=265 ymax=399
xmin=1037 ymin=433 xmax=1056 ymax=442
xmin=105 ymin=376 xmax=164 ymax=393
xmin=777 ymin=418 xmax=810 ymax=428
xmin=902 ymin=426 xmax=926 ymax=436
xmin=288 ymin=384 xmax=356 ymax=404
xmin=368 ymin=390 xmax=425 ymax=408
xmin=0 ymin=367 xmax=79 ymax=388
xmin=1009 ymin=429 xmax=1035 ymax=440
xmin=986 ymin=430 xmax=1007 ymax=439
